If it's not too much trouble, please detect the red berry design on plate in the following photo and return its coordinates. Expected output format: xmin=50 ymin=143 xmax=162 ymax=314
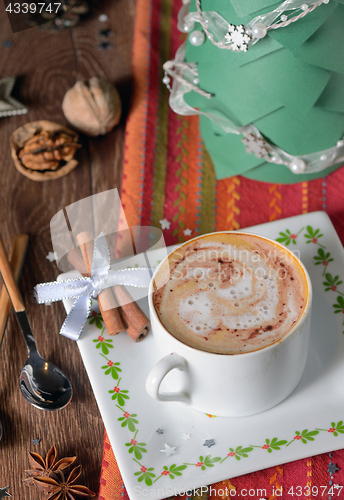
xmin=130 ymin=439 xmax=137 ymax=446
xmin=161 ymin=470 xmax=169 ymax=476
xmin=262 ymin=444 xmax=270 ymax=450
xmin=140 ymin=466 xmax=147 ymax=473
xmin=196 ymin=462 xmax=204 ymax=467
xmin=294 ymin=435 xmax=302 ymax=440
xmin=114 ymin=387 xmax=120 ymax=393
xmin=328 ymin=428 xmax=335 ymax=433
xmin=228 ymin=452 xmax=236 ymax=457
xmin=312 ymin=238 xmax=317 ymax=244
xmin=123 ymin=412 xmax=130 ymax=419
xmin=93 ymin=334 xmax=113 ymax=354
xmin=107 ymin=360 xmax=114 ymax=367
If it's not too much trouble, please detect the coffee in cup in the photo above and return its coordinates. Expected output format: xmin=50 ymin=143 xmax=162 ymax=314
xmin=153 ymin=232 xmax=308 ymax=354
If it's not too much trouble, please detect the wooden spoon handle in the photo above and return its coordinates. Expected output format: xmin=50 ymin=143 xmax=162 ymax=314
xmin=0 ymin=235 xmax=29 ymax=344
xmin=0 ymin=236 xmax=25 ymax=313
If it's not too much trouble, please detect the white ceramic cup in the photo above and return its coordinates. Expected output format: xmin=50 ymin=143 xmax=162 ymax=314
xmin=145 ymin=232 xmax=312 ymax=417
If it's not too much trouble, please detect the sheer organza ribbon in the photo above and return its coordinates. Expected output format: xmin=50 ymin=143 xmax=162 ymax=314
xmin=34 ymin=233 xmax=154 ymax=341
xmin=164 ymin=43 xmax=344 ymax=174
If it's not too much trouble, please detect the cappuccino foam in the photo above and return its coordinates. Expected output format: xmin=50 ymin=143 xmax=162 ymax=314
xmin=153 ymin=233 xmax=308 ymax=354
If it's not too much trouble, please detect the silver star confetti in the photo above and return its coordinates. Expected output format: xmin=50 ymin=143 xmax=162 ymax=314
xmin=0 ymin=486 xmax=11 ymax=499
xmin=225 ymin=24 xmax=252 ymax=52
xmin=203 ymin=439 xmax=215 ymax=448
xmin=159 ymin=218 xmax=171 ymax=230
xmin=182 ymin=433 xmax=191 ymax=440
xmin=0 ymin=76 xmax=28 ymax=118
xmin=328 ymin=463 xmax=339 ymax=475
xmin=32 ymin=438 xmax=40 ymax=445
xmin=46 ymin=251 xmax=58 ymax=262
xmin=156 ymin=428 xmax=164 ymax=435
xmin=160 ymin=444 xmax=178 ymax=457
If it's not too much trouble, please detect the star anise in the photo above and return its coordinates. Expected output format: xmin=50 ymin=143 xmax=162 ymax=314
xmin=33 ymin=465 xmax=96 ymax=500
xmin=24 ymin=446 xmax=76 ymax=487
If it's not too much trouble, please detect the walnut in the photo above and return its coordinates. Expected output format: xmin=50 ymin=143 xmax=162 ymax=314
xmin=62 ymin=77 xmax=122 ymax=137
xmin=10 ymin=121 xmax=81 ymax=181
xmin=18 ymin=130 xmax=80 ymax=171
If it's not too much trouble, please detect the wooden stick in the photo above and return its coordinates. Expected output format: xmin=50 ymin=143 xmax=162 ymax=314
xmin=112 ymin=285 xmax=150 ymax=342
xmin=76 ymin=232 xmax=125 ymax=336
xmin=0 ymin=235 xmax=29 ymax=345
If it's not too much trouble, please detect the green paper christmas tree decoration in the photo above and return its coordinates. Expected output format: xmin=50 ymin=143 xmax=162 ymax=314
xmin=167 ymin=0 xmax=344 ymax=183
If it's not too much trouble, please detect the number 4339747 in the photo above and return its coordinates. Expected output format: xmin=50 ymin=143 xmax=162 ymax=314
xmin=5 ymin=3 xmax=62 ymax=14
xmin=287 ymin=485 xmax=343 ymax=496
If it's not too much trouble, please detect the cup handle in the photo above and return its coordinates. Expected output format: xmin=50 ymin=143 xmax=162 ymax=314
xmin=145 ymin=353 xmax=191 ymax=404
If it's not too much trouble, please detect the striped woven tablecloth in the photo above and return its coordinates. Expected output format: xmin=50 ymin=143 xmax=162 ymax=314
xmin=99 ymin=0 xmax=344 ymax=498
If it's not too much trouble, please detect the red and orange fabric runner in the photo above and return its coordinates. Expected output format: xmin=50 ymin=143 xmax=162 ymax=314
xmin=99 ymin=0 xmax=344 ymax=498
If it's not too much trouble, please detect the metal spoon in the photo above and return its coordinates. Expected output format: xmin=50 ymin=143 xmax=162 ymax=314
xmin=0 ymin=235 xmax=29 ymax=435
xmin=0 ymin=236 xmax=72 ymax=411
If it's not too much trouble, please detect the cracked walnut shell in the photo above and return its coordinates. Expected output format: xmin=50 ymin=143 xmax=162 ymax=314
xmin=62 ymin=77 xmax=122 ymax=137
xmin=10 ymin=121 xmax=81 ymax=181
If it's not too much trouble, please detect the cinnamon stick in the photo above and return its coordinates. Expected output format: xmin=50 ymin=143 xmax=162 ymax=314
xmin=75 ymin=232 xmax=125 ymax=336
xmin=67 ymin=247 xmax=87 ymax=276
xmin=113 ymin=285 xmax=150 ymax=342
xmin=0 ymin=234 xmax=29 ymax=345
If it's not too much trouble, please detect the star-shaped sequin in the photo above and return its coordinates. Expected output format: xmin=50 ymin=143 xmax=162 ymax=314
xmin=156 ymin=428 xmax=164 ymax=435
xmin=224 ymin=24 xmax=252 ymax=52
xmin=46 ymin=251 xmax=58 ymax=262
xmin=182 ymin=433 xmax=191 ymax=440
xmin=32 ymin=438 xmax=41 ymax=445
xmin=0 ymin=76 xmax=28 ymax=118
xmin=203 ymin=439 xmax=215 ymax=448
xmin=160 ymin=444 xmax=177 ymax=457
xmin=159 ymin=218 xmax=171 ymax=230
xmin=0 ymin=486 xmax=11 ymax=499
xmin=183 ymin=228 xmax=192 ymax=236
xmin=328 ymin=463 xmax=339 ymax=475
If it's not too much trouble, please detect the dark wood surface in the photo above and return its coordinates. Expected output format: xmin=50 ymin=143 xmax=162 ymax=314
xmin=0 ymin=0 xmax=134 ymax=496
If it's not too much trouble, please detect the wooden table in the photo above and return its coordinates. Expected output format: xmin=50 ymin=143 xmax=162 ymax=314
xmin=0 ymin=1 xmax=134 ymax=496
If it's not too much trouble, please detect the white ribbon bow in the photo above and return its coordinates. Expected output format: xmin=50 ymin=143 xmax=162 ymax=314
xmin=34 ymin=233 xmax=154 ymax=341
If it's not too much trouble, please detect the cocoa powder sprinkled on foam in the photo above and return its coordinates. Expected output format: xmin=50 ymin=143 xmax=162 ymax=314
xmin=153 ymin=233 xmax=308 ymax=354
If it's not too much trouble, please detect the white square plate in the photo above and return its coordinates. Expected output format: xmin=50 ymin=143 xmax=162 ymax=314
xmin=62 ymin=211 xmax=344 ymax=499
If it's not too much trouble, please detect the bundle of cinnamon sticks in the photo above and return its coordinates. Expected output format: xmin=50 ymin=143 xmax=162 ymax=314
xmin=68 ymin=232 xmax=150 ymax=342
